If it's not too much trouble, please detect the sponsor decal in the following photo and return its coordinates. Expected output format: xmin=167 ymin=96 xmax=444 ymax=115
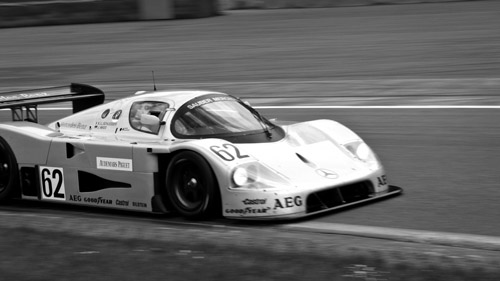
xmin=84 ymin=197 xmax=113 ymax=205
xmin=96 ymin=157 xmax=133 ymax=171
xmin=274 ymin=196 xmax=303 ymax=209
xmin=0 ymin=92 xmax=49 ymax=101
xmin=95 ymin=121 xmax=117 ymax=126
xmin=68 ymin=196 xmax=146 ymax=208
xmin=69 ymin=195 xmax=112 ymax=205
xmin=132 ymin=202 xmax=147 ymax=208
xmin=187 ymin=98 xmax=212 ymax=110
xmin=59 ymin=122 xmax=88 ymax=130
xmin=315 ymin=168 xmax=338 ymax=179
xmin=242 ymin=198 xmax=267 ymax=205
xmin=116 ymin=199 xmax=129 ymax=206
xmin=225 ymin=207 xmax=271 ymax=215
xmin=212 ymin=96 xmax=235 ymax=102
xmin=187 ymin=96 xmax=235 ymax=110
xmin=377 ymin=175 xmax=388 ymax=187
xmin=68 ymin=195 xmax=81 ymax=202
xmin=94 ymin=121 xmax=118 ymax=130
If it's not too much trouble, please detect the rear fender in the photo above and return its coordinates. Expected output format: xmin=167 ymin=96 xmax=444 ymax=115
xmin=0 ymin=122 xmax=57 ymax=164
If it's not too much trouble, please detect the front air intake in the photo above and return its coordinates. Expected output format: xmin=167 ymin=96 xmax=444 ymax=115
xmin=306 ymin=181 xmax=374 ymax=213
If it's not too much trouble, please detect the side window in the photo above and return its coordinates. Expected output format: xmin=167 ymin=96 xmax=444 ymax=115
xmin=129 ymin=101 xmax=169 ymax=134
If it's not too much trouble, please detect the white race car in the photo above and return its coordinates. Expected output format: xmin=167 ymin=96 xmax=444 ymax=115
xmin=0 ymin=83 xmax=402 ymax=220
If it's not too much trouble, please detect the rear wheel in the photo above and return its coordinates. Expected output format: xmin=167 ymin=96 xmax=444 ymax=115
xmin=165 ymin=151 xmax=220 ymax=219
xmin=0 ymin=138 xmax=19 ymax=202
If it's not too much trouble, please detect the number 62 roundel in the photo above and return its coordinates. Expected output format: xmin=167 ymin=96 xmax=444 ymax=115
xmin=39 ymin=166 xmax=66 ymax=201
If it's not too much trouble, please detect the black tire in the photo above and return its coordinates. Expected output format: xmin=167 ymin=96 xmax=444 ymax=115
xmin=165 ymin=151 xmax=220 ymax=219
xmin=0 ymin=137 xmax=19 ymax=202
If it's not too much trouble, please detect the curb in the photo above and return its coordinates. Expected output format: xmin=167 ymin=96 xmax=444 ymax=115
xmin=284 ymin=222 xmax=500 ymax=251
xmin=1 ymin=206 xmax=500 ymax=262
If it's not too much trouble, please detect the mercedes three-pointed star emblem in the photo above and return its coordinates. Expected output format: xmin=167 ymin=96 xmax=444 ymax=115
xmin=315 ymin=168 xmax=339 ymax=179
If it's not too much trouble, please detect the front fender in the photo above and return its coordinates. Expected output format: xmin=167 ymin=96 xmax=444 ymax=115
xmin=170 ymin=138 xmax=256 ymax=166
xmin=302 ymin=119 xmax=363 ymax=145
xmin=167 ymin=139 xmax=256 ymax=190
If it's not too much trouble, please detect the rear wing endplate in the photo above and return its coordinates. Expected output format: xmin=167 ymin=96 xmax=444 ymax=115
xmin=0 ymin=83 xmax=104 ymax=123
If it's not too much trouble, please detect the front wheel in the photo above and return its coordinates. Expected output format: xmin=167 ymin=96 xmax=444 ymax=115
xmin=0 ymin=137 xmax=19 ymax=202
xmin=165 ymin=151 xmax=220 ymax=219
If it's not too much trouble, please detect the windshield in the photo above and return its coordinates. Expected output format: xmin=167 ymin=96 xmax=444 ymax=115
xmin=172 ymin=94 xmax=272 ymax=138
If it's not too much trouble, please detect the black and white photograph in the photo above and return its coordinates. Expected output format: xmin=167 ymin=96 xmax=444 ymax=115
xmin=0 ymin=0 xmax=499 ymax=280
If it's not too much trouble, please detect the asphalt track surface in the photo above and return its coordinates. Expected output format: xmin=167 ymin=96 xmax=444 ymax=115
xmin=1 ymin=1 xmax=500 ymax=240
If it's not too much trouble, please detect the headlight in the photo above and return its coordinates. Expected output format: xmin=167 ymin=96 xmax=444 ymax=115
xmin=344 ymin=141 xmax=380 ymax=170
xmin=355 ymin=142 xmax=372 ymax=162
xmin=232 ymin=167 xmax=250 ymax=186
xmin=230 ymin=162 xmax=290 ymax=190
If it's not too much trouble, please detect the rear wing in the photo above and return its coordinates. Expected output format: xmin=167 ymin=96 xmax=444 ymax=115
xmin=0 ymin=83 xmax=104 ymax=123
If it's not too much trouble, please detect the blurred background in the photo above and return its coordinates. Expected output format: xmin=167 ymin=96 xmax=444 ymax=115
xmin=0 ymin=0 xmax=489 ymax=28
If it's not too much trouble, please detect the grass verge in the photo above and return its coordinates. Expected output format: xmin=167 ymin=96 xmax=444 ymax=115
xmin=0 ymin=227 xmax=497 ymax=281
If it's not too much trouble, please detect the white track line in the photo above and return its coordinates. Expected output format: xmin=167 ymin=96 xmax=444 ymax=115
xmin=2 ymin=105 xmax=500 ymax=111
xmin=3 ymin=77 xmax=500 ymax=90
xmin=255 ymin=105 xmax=500 ymax=109
xmin=93 ymin=77 xmax=500 ymax=87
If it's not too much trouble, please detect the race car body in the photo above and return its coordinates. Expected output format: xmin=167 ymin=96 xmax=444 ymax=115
xmin=0 ymin=83 xmax=402 ymax=220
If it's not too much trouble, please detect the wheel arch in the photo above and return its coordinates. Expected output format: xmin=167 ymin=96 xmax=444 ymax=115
xmin=161 ymin=140 xmax=233 ymax=190
xmin=154 ymin=141 xmax=231 ymax=217
xmin=0 ymin=135 xmax=21 ymax=200
xmin=0 ymin=123 xmax=54 ymax=165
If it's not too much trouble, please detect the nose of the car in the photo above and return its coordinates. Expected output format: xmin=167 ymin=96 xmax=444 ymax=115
xmin=239 ymin=140 xmax=367 ymax=187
